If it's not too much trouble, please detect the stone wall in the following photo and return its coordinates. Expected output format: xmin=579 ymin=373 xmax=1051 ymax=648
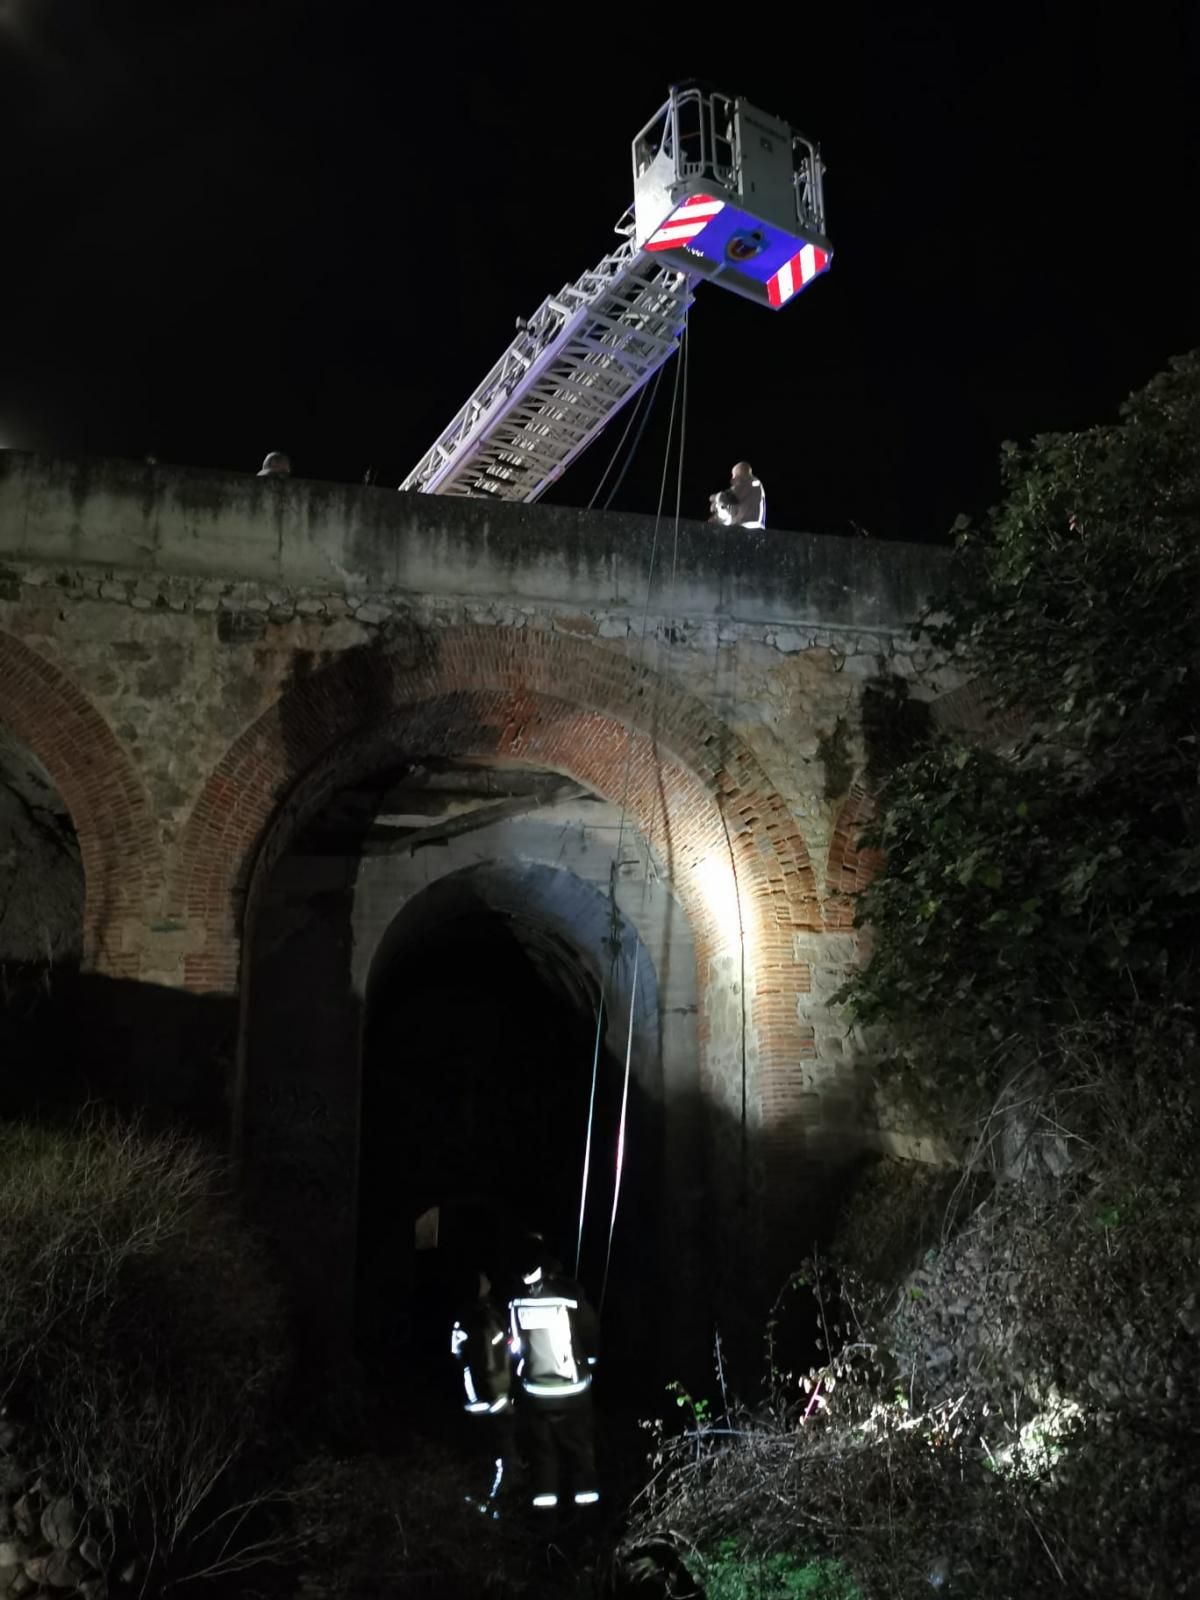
xmin=0 ymin=450 xmax=957 ymax=1316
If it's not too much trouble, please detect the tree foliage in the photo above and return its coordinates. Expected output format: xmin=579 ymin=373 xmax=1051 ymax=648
xmin=842 ymin=352 xmax=1200 ymax=1102
xmin=625 ymin=361 xmax=1200 ymax=1600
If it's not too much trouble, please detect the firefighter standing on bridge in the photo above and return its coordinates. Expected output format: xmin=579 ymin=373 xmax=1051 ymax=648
xmin=709 ymin=461 xmax=767 ymax=529
xmin=508 ymin=1233 xmax=601 ymax=1513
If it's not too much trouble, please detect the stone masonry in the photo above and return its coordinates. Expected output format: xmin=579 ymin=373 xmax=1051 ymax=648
xmin=0 ymin=451 xmax=958 ymax=1303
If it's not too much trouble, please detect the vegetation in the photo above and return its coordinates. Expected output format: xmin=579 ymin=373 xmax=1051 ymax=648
xmin=624 ymin=355 xmax=1200 ymax=1598
xmin=0 ymin=1113 xmax=291 ymax=1591
xmin=693 ymin=1540 xmax=861 ymax=1600
xmin=842 ymin=350 xmax=1199 ymax=1106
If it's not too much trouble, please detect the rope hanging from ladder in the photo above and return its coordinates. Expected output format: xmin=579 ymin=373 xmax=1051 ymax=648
xmin=587 ymin=365 xmax=664 ymax=512
xmin=574 ymin=316 xmax=691 ymax=1312
xmin=600 ymin=961 xmax=638 ymax=1314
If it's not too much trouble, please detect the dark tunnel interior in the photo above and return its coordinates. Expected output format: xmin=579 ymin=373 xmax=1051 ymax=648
xmin=230 ymin=758 xmax=685 ymax=1408
xmin=358 ymin=896 xmax=660 ymax=1403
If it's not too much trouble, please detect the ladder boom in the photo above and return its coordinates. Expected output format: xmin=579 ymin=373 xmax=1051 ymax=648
xmin=400 ymin=231 xmax=695 ymax=502
xmin=401 ymin=84 xmax=831 ymax=505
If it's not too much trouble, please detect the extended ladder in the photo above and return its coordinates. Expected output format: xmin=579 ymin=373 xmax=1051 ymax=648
xmin=399 ymin=220 xmax=694 ymax=502
xmin=400 ymin=84 xmax=831 ymax=505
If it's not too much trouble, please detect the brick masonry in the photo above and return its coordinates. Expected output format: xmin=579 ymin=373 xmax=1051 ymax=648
xmin=0 ymin=453 xmax=963 ymax=1286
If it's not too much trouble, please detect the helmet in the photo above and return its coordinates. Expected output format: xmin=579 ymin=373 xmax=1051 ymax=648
xmin=517 ymin=1231 xmax=558 ymax=1284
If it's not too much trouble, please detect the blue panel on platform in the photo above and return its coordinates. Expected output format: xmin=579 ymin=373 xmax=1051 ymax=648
xmin=643 ymin=193 xmax=831 ymax=306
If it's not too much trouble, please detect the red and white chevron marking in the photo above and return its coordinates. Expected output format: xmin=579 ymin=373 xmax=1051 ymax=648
xmin=767 ymin=242 xmax=830 ymax=307
xmin=644 ymin=194 xmax=726 ymax=252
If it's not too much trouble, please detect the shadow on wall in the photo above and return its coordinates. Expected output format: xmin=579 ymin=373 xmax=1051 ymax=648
xmin=862 ymin=674 xmax=935 ymax=786
xmin=272 ymin=618 xmax=441 ymax=789
xmin=0 ymin=969 xmax=237 ymax=1133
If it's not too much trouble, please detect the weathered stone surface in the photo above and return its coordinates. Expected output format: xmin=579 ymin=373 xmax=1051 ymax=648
xmin=0 ymin=459 xmax=958 ymax=874
xmin=0 ymin=451 xmax=963 ymax=1334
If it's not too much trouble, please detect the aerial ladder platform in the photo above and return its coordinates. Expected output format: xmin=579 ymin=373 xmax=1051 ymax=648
xmin=399 ymin=84 xmax=832 ymax=504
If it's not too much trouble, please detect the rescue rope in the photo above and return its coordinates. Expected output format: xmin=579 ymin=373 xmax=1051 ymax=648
xmin=574 ymin=313 xmax=689 ymax=1288
xmin=574 ymin=872 xmax=623 ymax=1277
xmin=596 ymin=317 xmax=691 ymax=1316
xmin=586 ymin=366 xmax=665 ymax=511
xmin=599 ymin=960 xmax=638 ymax=1313
xmin=663 ymin=320 xmax=750 ymax=1199
xmin=601 ymin=367 xmax=666 ymax=511
xmin=611 ymin=318 xmax=687 ymax=878
xmin=574 ymin=990 xmax=605 ymax=1277
xmin=669 ymin=318 xmax=690 ymax=588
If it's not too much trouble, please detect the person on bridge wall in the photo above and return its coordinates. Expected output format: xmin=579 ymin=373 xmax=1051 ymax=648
xmin=450 ymin=1268 xmax=515 ymax=1517
xmin=708 ymin=460 xmax=766 ymax=528
xmin=508 ymin=1232 xmax=601 ymax=1514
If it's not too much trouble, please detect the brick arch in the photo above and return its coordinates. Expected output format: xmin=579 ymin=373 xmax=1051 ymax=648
xmin=825 ymin=781 xmax=884 ymax=931
xmin=0 ymin=630 xmax=158 ymax=976
xmin=235 ymin=691 xmax=730 ymax=976
xmin=168 ymin=627 xmax=820 ymax=1097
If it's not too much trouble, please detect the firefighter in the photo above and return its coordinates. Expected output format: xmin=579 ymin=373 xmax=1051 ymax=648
xmin=708 ymin=461 xmax=766 ymax=529
xmin=508 ymin=1233 xmax=600 ymax=1513
xmin=450 ymin=1268 xmax=515 ymax=1517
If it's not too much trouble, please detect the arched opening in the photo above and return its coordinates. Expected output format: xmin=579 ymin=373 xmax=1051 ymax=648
xmin=184 ymin=634 xmax=823 ymax=1349
xmin=0 ymin=723 xmax=83 ymax=1112
xmin=238 ymin=751 xmax=698 ymax=1391
xmin=358 ymin=860 xmax=663 ymax=1401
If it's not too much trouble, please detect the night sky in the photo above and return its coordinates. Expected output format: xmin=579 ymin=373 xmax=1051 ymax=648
xmin=2 ymin=1 xmax=1197 ymax=542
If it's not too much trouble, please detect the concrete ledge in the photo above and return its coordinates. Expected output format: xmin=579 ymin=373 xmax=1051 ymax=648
xmin=0 ymin=451 xmax=950 ymax=633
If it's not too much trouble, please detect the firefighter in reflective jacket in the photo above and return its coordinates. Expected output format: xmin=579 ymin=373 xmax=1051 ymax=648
xmin=709 ymin=461 xmax=767 ymax=529
xmin=450 ymin=1270 xmax=514 ymax=1515
xmin=508 ymin=1234 xmax=601 ymax=1511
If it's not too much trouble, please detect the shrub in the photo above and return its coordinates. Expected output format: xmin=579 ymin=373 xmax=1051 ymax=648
xmin=692 ymin=1540 xmax=862 ymax=1599
xmin=0 ymin=1113 xmax=290 ymax=1587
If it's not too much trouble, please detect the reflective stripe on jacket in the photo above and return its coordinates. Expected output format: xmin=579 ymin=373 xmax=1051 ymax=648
xmin=732 ymin=477 xmax=766 ymax=528
xmin=509 ymin=1274 xmax=599 ymax=1398
xmin=451 ymin=1299 xmax=513 ymax=1412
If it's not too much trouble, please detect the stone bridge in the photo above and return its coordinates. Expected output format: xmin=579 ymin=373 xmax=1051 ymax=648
xmin=0 ymin=451 xmax=954 ymax=1355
